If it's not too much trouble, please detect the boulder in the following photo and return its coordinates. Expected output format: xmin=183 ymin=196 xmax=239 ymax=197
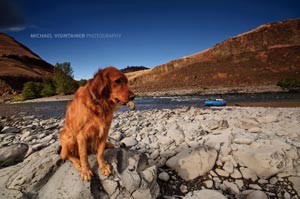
xmin=234 ymin=143 xmax=296 ymax=179
xmin=166 ymin=146 xmax=217 ymax=181
xmin=99 ymin=148 xmax=160 ymax=199
xmin=0 ymin=143 xmax=29 ymax=167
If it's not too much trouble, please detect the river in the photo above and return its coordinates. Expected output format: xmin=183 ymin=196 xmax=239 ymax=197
xmin=0 ymin=92 xmax=299 ymax=119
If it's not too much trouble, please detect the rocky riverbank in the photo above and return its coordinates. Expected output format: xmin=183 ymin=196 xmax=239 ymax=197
xmin=0 ymin=106 xmax=300 ymax=198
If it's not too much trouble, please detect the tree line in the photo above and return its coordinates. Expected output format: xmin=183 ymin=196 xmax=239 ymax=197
xmin=21 ymin=62 xmax=87 ymax=100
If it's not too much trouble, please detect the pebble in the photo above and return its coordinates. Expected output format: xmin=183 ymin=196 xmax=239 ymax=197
xmin=215 ymin=168 xmax=230 ymax=177
xmin=180 ymin=184 xmax=188 ymax=194
xmin=223 ymin=161 xmax=234 ymax=173
xmin=231 ymin=168 xmax=242 ymax=178
xmin=240 ymin=167 xmax=258 ymax=181
xmin=203 ymin=180 xmax=213 ymax=188
xmin=158 ymin=172 xmax=170 ymax=182
xmin=224 ymin=180 xmax=240 ymax=194
xmin=269 ymin=177 xmax=278 ymax=185
xmin=233 ymin=138 xmax=252 ymax=145
xmin=249 ymin=184 xmax=262 ymax=190
xmin=121 ymin=137 xmax=137 ymax=147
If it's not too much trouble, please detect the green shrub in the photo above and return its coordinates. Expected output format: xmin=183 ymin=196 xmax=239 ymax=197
xmin=21 ymin=82 xmax=42 ymax=100
xmin=277 ymin=78 xmax=300 ymax=91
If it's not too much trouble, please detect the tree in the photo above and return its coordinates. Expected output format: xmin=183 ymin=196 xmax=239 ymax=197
xmin=53 ymin=62 xmax=78 ymax=94
xmin=21 ymin=82 xmax=42 ymax=100
xmin=78 ymin=79 xmax=88 ymax=87
xmin=40 ymin=78 xmax=56 ymax=97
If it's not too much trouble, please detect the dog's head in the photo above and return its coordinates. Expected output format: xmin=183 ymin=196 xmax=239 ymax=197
xmin=89 ymin=67 xmax=135 ymax=105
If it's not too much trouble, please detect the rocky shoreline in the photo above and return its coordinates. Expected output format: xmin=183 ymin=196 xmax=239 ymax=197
xmin=0 ymin=106 xmax=300 ymax=198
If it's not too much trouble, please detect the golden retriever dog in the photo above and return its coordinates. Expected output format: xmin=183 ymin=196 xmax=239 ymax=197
xmin=59 ymin=66 xmax=135 ymax=181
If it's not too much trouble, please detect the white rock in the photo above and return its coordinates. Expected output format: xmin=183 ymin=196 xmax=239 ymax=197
xmin=233 ymin=138 xmax=252 ymax=145
xmin=224 ymin=180 xmax=240 ymax=194
xmin=184 ymin=189 xmax=227 ymax=199
xmin=156 ymin=135 xmax=174 ymax=146
xmin=110 ymin=131 xmax=122 ymax=141
xmin=289 ymin=176 xmax=300 ymax=196
xmin=166 ymin=146 xmax=217 ymax=181
xmin=203 ymin=180 xmax=213 ymax=188
xmin=235 ymin=179 xmax=244 ymax=189
xmin=121 ymin=137 xmax=137 ymax=147
xmin=269 ymin=177 xmax=278 ymax=185
xmin=223 ymin=161 xmax=234 ymax=173
xmin=284 ymin=192 xmax=290 ymax=199
xmin=240 ymin=167 xmax=258 ymax=181
xmin=234 ymin=143 xmax=295 ymax=179
xmin=167 ymin=129 xmax=185 ymax=145
xmin=215 ymin=168 xmax=230 ymax=177
xmin=180 ymin=184 xmax=188 ymax=194
xmin=235 ymin=119 xmax=260 ymax=130
xmin=246 ymin=190 xmax=268 ymax=199
xmin=249 ymin=184 xmax=261 ymax=190
xmin=231 ymin=169 xmax=242 ymax=179
xmin=248 ymin=127 xmax=262 ymax=133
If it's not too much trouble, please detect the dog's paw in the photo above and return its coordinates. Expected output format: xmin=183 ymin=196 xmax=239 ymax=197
xmin=99 ymin=162 xmax=111 ymax=176
xmin=81 ymin=168 xmax=93 ymax=181
xmin=105 ymin=141 xmax=115 ymax=149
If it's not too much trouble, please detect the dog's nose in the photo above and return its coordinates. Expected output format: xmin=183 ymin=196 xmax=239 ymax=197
xmin=129 ymin=93 xmax=135 ymax=101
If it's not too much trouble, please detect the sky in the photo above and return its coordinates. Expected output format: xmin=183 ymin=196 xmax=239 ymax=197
xmin=1 ymin=0 xmax=300 ymax=80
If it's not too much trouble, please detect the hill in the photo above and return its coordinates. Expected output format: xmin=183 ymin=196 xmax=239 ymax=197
xmin=0 ymin=33 xmax=54 ymax=95
xmin=127 ymin=19 xmax=300 ymax=95
xmin=121 ymin=66 xmax=149 ymax=73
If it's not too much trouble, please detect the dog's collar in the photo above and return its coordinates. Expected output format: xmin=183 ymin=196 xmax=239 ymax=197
xmin=88 ymin=89 xmax=100 ymax=105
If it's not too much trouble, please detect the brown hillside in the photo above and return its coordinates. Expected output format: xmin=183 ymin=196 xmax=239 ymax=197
xmin=128 ymin=19 xmax=300 ymax=94
xmin=0 ymin=33 xmax=54 ymax=95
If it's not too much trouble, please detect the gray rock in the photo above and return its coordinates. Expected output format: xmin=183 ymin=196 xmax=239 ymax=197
xmin=1 ymin=126 xmax=20 ymax=134
xmin=101 ymin=148 xmax=160 ymax=199
xmin=166 ymin=146 xmax=217 ymax=181
xmin=184 ymin=189 xmax=227 ymax=199
xmin=158 ymin=171 xmax=170 ymax=182
xmin=38 ymin=159 xmax=104 ymax=199
xmin=0 ymin=143 xmax=28 ymax=167
xmin=215 ymin=168 xmax=230 ymax=177
xmin=6 ymin=143 xmax=61 ymax=193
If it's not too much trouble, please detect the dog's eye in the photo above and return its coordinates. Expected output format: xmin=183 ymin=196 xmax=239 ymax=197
xmin=115 ymin=78 xmax=123 ymax=84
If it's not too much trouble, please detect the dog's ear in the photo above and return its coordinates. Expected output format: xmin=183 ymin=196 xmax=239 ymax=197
xmin=89 ymin=69 xmax=110 ymax=99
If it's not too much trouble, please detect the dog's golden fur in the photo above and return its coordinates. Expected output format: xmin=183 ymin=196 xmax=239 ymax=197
xmin=59 ymin=67 xmax=134 ymax=181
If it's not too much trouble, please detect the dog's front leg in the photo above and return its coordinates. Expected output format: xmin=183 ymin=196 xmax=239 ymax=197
xmin=77 ymin=133 xmax=93 ymax=181
xmin=97 ymin=127 xmax=111 ymax=176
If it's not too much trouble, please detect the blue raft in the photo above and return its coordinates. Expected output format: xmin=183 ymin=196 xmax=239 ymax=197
xmin=204 ymin=99 xmax=227 ymax=106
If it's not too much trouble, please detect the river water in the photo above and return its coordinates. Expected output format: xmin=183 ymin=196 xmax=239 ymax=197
xmin=0 ymin=92 xmax=299 ymax=119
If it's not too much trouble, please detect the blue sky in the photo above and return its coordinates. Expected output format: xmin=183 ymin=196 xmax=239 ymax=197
xmin=1 ymin=0 xmax=300 ymax=80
